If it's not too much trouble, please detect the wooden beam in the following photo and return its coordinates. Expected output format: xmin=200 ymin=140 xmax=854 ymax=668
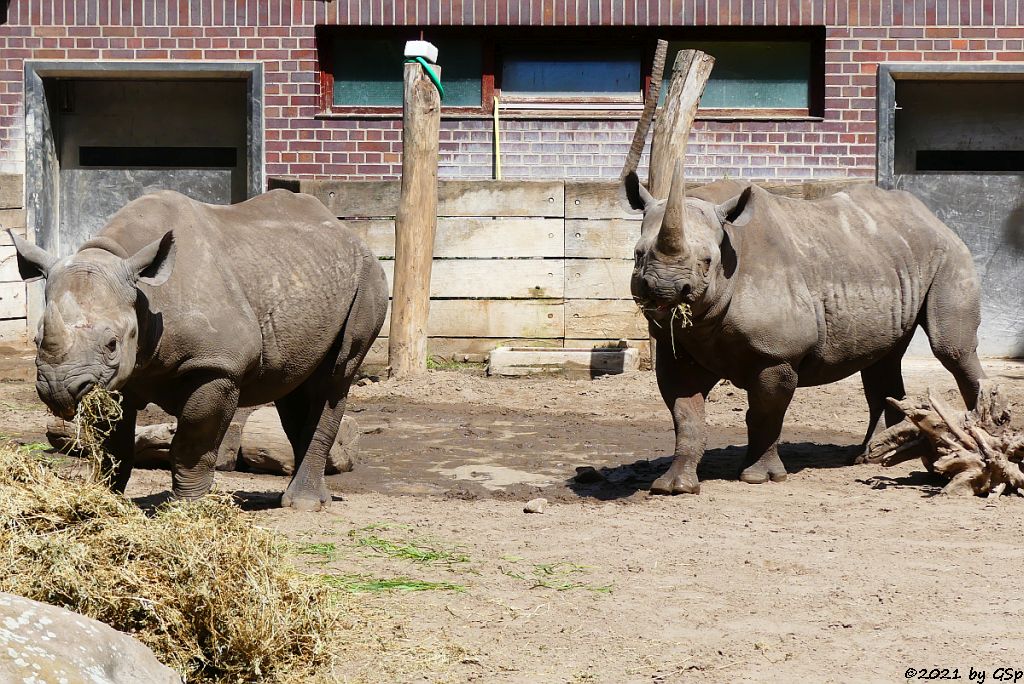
xmin=389 ymin=57 xmax=442 ymax=378
xmin=648 ymin=49 xmax=715 ymax=199
xmin=346 ymin=217 xmax=564 ymax=258
xmin=645 ymin=49 xmax=714 ymax=369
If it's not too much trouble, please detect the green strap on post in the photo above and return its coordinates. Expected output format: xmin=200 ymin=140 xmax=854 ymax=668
xmin=405 ymin=57 xmax=444 ymax=101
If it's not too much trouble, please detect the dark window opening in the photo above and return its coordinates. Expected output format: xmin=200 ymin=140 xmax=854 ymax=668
xmin=916 ymin=150 xmax=1024 ymax=173
xmin=78 ymin=146 xmax=237 ymax=168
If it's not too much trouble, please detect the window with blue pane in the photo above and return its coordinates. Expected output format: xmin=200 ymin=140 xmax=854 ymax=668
xmin=500 ymin=48 xmax=642 ymax=101
xmin=663 ymin=41 xmax=811 ymax=110
xmin=332 ymin=38 xmax=483 ymax=108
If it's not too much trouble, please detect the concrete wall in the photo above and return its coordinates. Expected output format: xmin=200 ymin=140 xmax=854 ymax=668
xmin=894 ymin=81 xmax=1024 ymax=174
xmin=57 ymin=79 xmax=247 ymax=200
xmin=52 ymin=79 xmax=246 ymax=255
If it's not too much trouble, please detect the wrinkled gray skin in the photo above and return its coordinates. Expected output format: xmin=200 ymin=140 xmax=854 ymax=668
xmin=626 ymin=164 xmax=984 ymax=494
xmin=11 ymin=189 xmax=388 ymax=510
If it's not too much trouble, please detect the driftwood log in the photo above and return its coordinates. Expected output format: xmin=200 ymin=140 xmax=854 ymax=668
xmin=47 ymin=406 xmax=358 ymax=476
xmin=238 ymin=406 xmax=357 ymax=476
xmin=47 ymin=415 xmax=242 ymax=471
xmin=864 ymin=383 xmax=1024 ymax=497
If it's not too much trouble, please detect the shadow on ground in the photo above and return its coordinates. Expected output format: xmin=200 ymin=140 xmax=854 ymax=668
xmin=132 ymin=490 xmax=341 ymax=513
xmin=566 ymin=441 xmax=863 ymax=501
xmin=856 ymin=469 xmax=946 ymax=497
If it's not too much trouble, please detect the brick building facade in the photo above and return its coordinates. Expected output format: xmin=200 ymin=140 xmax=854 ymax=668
xmin=1 ymin=1 xmax=1022 ymax=186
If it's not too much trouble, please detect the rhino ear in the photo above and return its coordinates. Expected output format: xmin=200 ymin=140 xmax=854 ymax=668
xmin=9 ymin=230 xmax=57 ymax=282
xmin=126 ymin=231 xmax=176 ymax=287
xmin=715 ymin=186 xmax=755 ymax=225
xmin=623 ymin=171 xmax=657 ymax=212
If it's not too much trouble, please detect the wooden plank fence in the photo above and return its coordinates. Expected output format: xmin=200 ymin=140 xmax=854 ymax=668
xmin=269 ymin=177 xmax=644 ymax=364
xmin=0 ymin=174 xmax=28 ymax=346
xmin=269 ymin=177 xmax=869 ymax=365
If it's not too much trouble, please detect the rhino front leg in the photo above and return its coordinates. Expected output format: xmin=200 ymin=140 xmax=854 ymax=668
xmin=102 ymin=398 xmax=138 ymax=494
xmin=650 ymin=340 xmax=719 ymax=495
xmin=740 ymin=365 xmax=796 ymax=484
xmin=170 ymin=377 xmax=239 ymax=500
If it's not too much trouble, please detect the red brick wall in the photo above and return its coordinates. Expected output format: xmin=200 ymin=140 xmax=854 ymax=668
xmin=1 ymin=1 xmax=1022 ymax=184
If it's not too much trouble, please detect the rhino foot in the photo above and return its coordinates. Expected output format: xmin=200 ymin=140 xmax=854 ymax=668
xmin=650 ymin=470 xmax=701 ymax=495
xmin=739 ymin=454 xmax=788 ymax=484
xmin=281 ymin=482 xmax=332 ymax=512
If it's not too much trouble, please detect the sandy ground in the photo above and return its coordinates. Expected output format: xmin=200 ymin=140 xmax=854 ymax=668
xmin=1 ymin=351 xmax=1024 ymax=683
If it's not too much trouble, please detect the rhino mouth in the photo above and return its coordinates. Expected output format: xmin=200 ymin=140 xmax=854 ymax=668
xmin=37 ymin=369 xmax=112 ymax=421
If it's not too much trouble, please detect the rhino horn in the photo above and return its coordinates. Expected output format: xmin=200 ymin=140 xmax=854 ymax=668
xmin=40 ymin=303 xmax=71 ymax=354
xmin=657 ymin=160 xmax=687 ymax=255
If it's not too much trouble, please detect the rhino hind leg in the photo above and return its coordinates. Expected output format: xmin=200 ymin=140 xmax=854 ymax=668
xmin=279 ymin=387 xmax=345 ymax=512
xmin=280 ymin=278 xmax=386 ymax=512
xmin=739 ymin=365 xmax=796 ymax=484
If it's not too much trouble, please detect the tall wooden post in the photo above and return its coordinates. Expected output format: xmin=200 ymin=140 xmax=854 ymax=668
xmin=648 ymin=49 xmax=715 ymax=198
xmin=389 ymin=58 xmax=442 ymax=378
xmin=644 ymin=49 xmax=714 ymax=369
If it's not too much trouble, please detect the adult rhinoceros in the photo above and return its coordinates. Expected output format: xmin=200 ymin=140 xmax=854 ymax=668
xmin=11 ymin=189 xmax=388 ymax=510
xmin=626 ymin=164 xmax=984 ymax=495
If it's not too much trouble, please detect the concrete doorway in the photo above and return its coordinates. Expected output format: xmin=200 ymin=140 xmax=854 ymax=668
xmin=24 ymin=61 xmax=263 ymax=260
xmin=878 ymin=65 xmax=1024 ymax=358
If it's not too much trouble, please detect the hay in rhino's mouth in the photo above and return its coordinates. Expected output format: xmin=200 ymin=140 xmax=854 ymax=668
xmin=70 ymin=387 xmax=124 ymax=482
xmin=634 ymin=300 xmax=693 ymax=360
xmin=635 ymin=300 xmax=693 ymax=326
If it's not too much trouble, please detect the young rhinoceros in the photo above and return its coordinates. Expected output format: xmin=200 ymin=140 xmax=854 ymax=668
xmin=11 ymin=189 xmax=388 ymax=510
xmin=626 ymin=163 xmax=984 ymax=495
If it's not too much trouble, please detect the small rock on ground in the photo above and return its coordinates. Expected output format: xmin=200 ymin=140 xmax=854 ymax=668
xmin=523 ymin=497 xmax=547 ymax=514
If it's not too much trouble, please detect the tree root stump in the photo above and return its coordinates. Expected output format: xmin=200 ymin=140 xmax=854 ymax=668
xmin=864 ymin=382 xmax=1024 ymax=497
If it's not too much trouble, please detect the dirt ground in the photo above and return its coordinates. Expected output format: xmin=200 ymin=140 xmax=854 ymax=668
xmin=2 ymin=349 xmax=1024 ymax=683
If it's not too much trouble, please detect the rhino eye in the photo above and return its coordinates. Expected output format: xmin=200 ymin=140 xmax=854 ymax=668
xmin=105 ymin=337 xmax=118 ymax=353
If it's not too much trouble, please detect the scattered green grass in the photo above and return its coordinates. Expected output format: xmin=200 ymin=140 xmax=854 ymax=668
xmin=319 ymin=574 xmax=466 ymax=594
xmin=291 ymin=541 xmax=338 ymax=564
xmin=348 ymin=525 xmax=470 ymax=566
xmin=499 ymin=557 xmax=612 ymax=593
xmin=425 ymin=356 xmax=479 ymax=371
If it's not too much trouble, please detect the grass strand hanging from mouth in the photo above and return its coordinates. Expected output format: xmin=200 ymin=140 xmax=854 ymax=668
xmin=72 ymin=387 xmax=124 ymax=483
xmin=634 ymin=301 xmax=693 ymax=358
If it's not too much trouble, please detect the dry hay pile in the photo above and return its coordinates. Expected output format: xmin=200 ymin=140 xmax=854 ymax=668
xmin=864 ymin=383 xmax=1024 ymax=497
xmin=0 ymin=440 xmax=342 ymax=683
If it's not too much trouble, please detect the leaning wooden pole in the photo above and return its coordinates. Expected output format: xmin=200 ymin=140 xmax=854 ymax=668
xmin=621 ymin=39 xmax=668 ymax=180
xmin=389 ymin=56 xmax=442 ymax=378
xmin=643 ymin=49 xmax=714 ymax=370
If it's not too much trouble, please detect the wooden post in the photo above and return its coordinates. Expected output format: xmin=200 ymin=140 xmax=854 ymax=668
xmin=648 ymin=49 xmax=715 ymax=198
xmin=645 ymin=49 xmax=714 ymax=369
xmin=389 ymin=57 xmax=442 ymax=378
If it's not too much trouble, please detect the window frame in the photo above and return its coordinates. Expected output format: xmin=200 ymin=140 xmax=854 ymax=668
xmin=316 ymin=26 xmax=824 ymax=120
